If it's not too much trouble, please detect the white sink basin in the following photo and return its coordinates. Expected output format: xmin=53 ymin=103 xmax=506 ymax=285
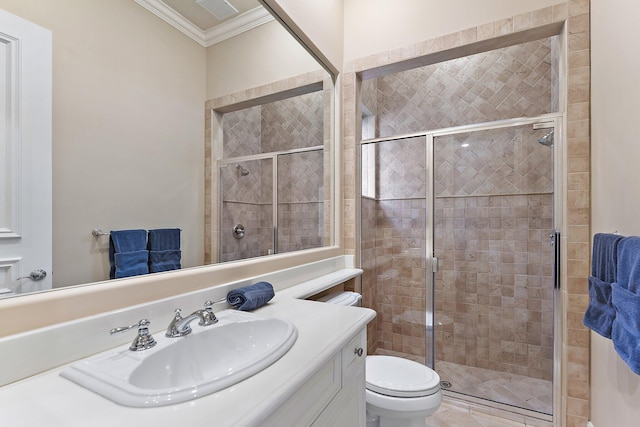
xmin=60 ymin=310 xmax=297 ymax=407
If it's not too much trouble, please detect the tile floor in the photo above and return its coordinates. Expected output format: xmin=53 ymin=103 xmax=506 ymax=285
xmin=429 ymin=402 xmax=528 ymax=427
xmin=374 ymin=349 xmax=553 ymax=426
xmin=436 ymin=361 xmax=552 ymax=415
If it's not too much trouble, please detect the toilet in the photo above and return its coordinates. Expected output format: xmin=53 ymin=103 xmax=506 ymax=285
xmin=317 ymin=291 xmax=443 ymax=427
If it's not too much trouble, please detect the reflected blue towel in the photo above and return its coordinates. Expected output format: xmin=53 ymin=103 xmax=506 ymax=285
xmin=612 ymin=236 xmax=640 ymax=374
xmin=148 ymin=229 xmax=181 ymax=273
xmin=227 ymin=281 xmax=275 ymax=311
xmin=583 ymin=233 xmax=623 ymax=338
xmin=109 ymin=229 xmax=149 ymax=279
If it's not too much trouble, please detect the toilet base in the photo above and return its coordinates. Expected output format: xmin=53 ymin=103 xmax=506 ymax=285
xmin=365 ymin=411 xmax=427 ymax=427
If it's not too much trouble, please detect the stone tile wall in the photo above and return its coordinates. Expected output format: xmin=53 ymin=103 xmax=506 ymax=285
xmin=218 ymin=91 xmax=325 ymax=262
xmin=362 ymin=39 xmax=557 ymax=138
xmin=345 ymin=3 xmax=592 ymax=425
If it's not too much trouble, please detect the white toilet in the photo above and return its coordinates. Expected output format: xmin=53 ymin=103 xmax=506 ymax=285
xmin=317 ymin=292 xmax=443 ymax=427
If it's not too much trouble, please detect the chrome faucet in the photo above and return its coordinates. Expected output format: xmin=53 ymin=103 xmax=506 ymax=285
xmin=110 ymin=319 xmax=157 ymax=351
xmin=166 ymin=300 xmax=218 ymax=338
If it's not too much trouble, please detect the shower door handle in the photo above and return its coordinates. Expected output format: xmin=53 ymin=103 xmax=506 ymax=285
xmin=550 ymin=230 xmax=561 ymax=290
xmin=432 ymin=257 xmax=440 ymax=273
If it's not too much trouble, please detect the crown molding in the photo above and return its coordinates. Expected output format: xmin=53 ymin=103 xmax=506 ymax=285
xmin=134 ymin=0 xmax=274 ymax=47
xmin=204 ymin=6 xmax=273 ymax=46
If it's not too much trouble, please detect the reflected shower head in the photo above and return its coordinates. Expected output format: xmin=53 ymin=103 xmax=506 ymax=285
xmin=538 ymin=130 xmax=554 ymax=146
xmin=236 ymin=164 xmax=250 ymax=176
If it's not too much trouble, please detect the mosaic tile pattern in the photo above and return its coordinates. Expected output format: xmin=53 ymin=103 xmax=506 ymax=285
xmin=366 ymin=39 xmax=555 ymax=138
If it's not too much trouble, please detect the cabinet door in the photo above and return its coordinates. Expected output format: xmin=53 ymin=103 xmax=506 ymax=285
xmin=262 ymin=353 xmax=341 ymax=427
xmin=312 ymin=359 xmax=365 ymax=427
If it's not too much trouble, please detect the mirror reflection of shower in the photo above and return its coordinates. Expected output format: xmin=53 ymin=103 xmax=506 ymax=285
xmin=538 ymin=129 xmax=554 ymax=146
xmin=236 ymin=163 xmax=250 ymax=176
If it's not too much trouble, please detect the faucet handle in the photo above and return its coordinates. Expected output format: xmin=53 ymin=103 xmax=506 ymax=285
xmin=200 ymin=300 xmax=218 ymax=326
xmin=166 ymin=308 xmax=191 ymax=338
xmin=110 ymin=319 xmax=157 ymax=352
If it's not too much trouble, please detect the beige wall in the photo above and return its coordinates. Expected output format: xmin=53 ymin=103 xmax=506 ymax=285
xmin=0 ymin=0 xmax=207 ymax=287
xmin=206 ymin=20 xmax=321 ymax=99
xmin=265 ymin=0 xmax=344 ymax=72
xmin=591 ymin=0 xmax=640 ymax=425
xmin=344 ymin=0 xmax=561 ymax=61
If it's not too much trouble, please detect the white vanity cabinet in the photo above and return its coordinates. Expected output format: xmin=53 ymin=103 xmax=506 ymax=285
xmin=263 ymin=329 xmax=367 ymax=427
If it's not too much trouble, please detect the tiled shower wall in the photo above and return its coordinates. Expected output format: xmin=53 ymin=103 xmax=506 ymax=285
xmin=360 ymin=39 xmax=556 ymax=378
xmin=433 ymin=127 xmax=554 ymax=380
xmin=346 ymin=4 xmax=592 ymax=425
xmin=219 ymin=92 xmax=324 ymax=262
xmin=363 ymin=38 xmax=557 ymax=137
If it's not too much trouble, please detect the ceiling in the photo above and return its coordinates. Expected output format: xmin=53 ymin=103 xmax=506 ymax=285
xmin=163 ymin=0 xmax=261 ymax=32
xmin=134 ymin=0 xmax=273 ymax=46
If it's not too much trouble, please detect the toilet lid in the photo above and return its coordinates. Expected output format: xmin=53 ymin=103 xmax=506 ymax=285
xmin=366 ymin=356 xmax=440 ymax=398
xmin=317 ymin=291 xmax=361 ymax=306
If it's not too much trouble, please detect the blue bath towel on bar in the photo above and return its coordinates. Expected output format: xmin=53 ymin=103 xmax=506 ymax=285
xmin=583 ymin=233 xmax=623 ymax=338
xmin=148 ymin=228 xmax=181 ymax=273
xmin=109 ymin=229 xmax=149 ymax=279
xmin=227 ymin=281 xmax=275 ymax=311
xmin=611 ymin=236 xmax=640 ymax=374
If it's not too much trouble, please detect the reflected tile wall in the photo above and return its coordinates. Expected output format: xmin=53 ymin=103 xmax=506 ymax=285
xmin=220 ymin=92 xmax=324 ymax=262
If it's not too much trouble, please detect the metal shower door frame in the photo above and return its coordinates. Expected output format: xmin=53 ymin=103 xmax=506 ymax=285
xmin=425 ymin=112 xmax=564 ymax=421
xmin=217 ymin=145 xmax=324 ymax=262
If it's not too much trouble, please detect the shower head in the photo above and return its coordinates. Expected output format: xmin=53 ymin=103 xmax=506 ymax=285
xmin=236 ymin=163 xmax=250 ymax=176
xmin=538 ymin=130 xmax=554 ymax=146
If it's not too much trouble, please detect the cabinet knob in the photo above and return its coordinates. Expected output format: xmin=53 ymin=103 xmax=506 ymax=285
xmin=354 ymin=347 xmax=364 ymax=357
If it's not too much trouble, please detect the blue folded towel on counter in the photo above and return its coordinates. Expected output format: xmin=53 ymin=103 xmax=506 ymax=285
xmin=611 ymin=236 xmax=640 ymax=374
xmin=227 ymin=281 xmax=275 ymax=311
xmin=583 ymin=233 xmax=624 ymax=338
xmin=109 ymin=229 xmax=149 ymax=279
xmin=148 ymin=228 xmax=181 ymax=273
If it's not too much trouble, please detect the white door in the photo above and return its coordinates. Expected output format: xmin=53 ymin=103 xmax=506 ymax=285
xmin=0 ymin=9 xmax=52 ymax=295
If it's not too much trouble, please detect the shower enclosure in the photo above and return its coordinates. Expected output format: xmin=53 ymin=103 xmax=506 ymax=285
xmin=360 ymin=115 xmax=561 ymax=421
xmin=218 ymin=148 xmax=324 ymax=263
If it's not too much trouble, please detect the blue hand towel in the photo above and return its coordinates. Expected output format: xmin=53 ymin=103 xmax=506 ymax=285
xmin=109 ymin=229 xmax=149 ymax=279
xmin=592 ymin=233 xmax=624 ymax=282
xmin=227 ymin=281 xmax=275 ymax=311
xmin=583 ymin=233 xmax=623 ymax=338
xmin=148 ymin=229 xmax=181 ymax=273
xmin=148 ymin=228 xmax=181 ymax=250
xmin=611 ymin=236 xmax=640 ymax=374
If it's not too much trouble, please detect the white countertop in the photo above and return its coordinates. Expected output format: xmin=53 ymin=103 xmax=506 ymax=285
xmin=0 ymin=297 xmax=375 ymax=427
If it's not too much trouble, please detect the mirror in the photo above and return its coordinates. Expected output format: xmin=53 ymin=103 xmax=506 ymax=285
xmin=0 ymin=0 xmax=333 ymax=297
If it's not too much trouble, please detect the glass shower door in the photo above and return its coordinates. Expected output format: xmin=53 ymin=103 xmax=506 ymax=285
xmin=432 ymin=123 xmax=555 ymax=417
xmin=361 ymin=135 xmax=432 ymax=365
xmin=276 ymin=149 xmax=324 ymax=254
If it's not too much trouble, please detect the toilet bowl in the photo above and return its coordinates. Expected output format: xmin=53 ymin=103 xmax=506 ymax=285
xmin=317 ymin=291 xmax=442 ymax=427
xmin=366 ymin=355 xmax=442 ymax=427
